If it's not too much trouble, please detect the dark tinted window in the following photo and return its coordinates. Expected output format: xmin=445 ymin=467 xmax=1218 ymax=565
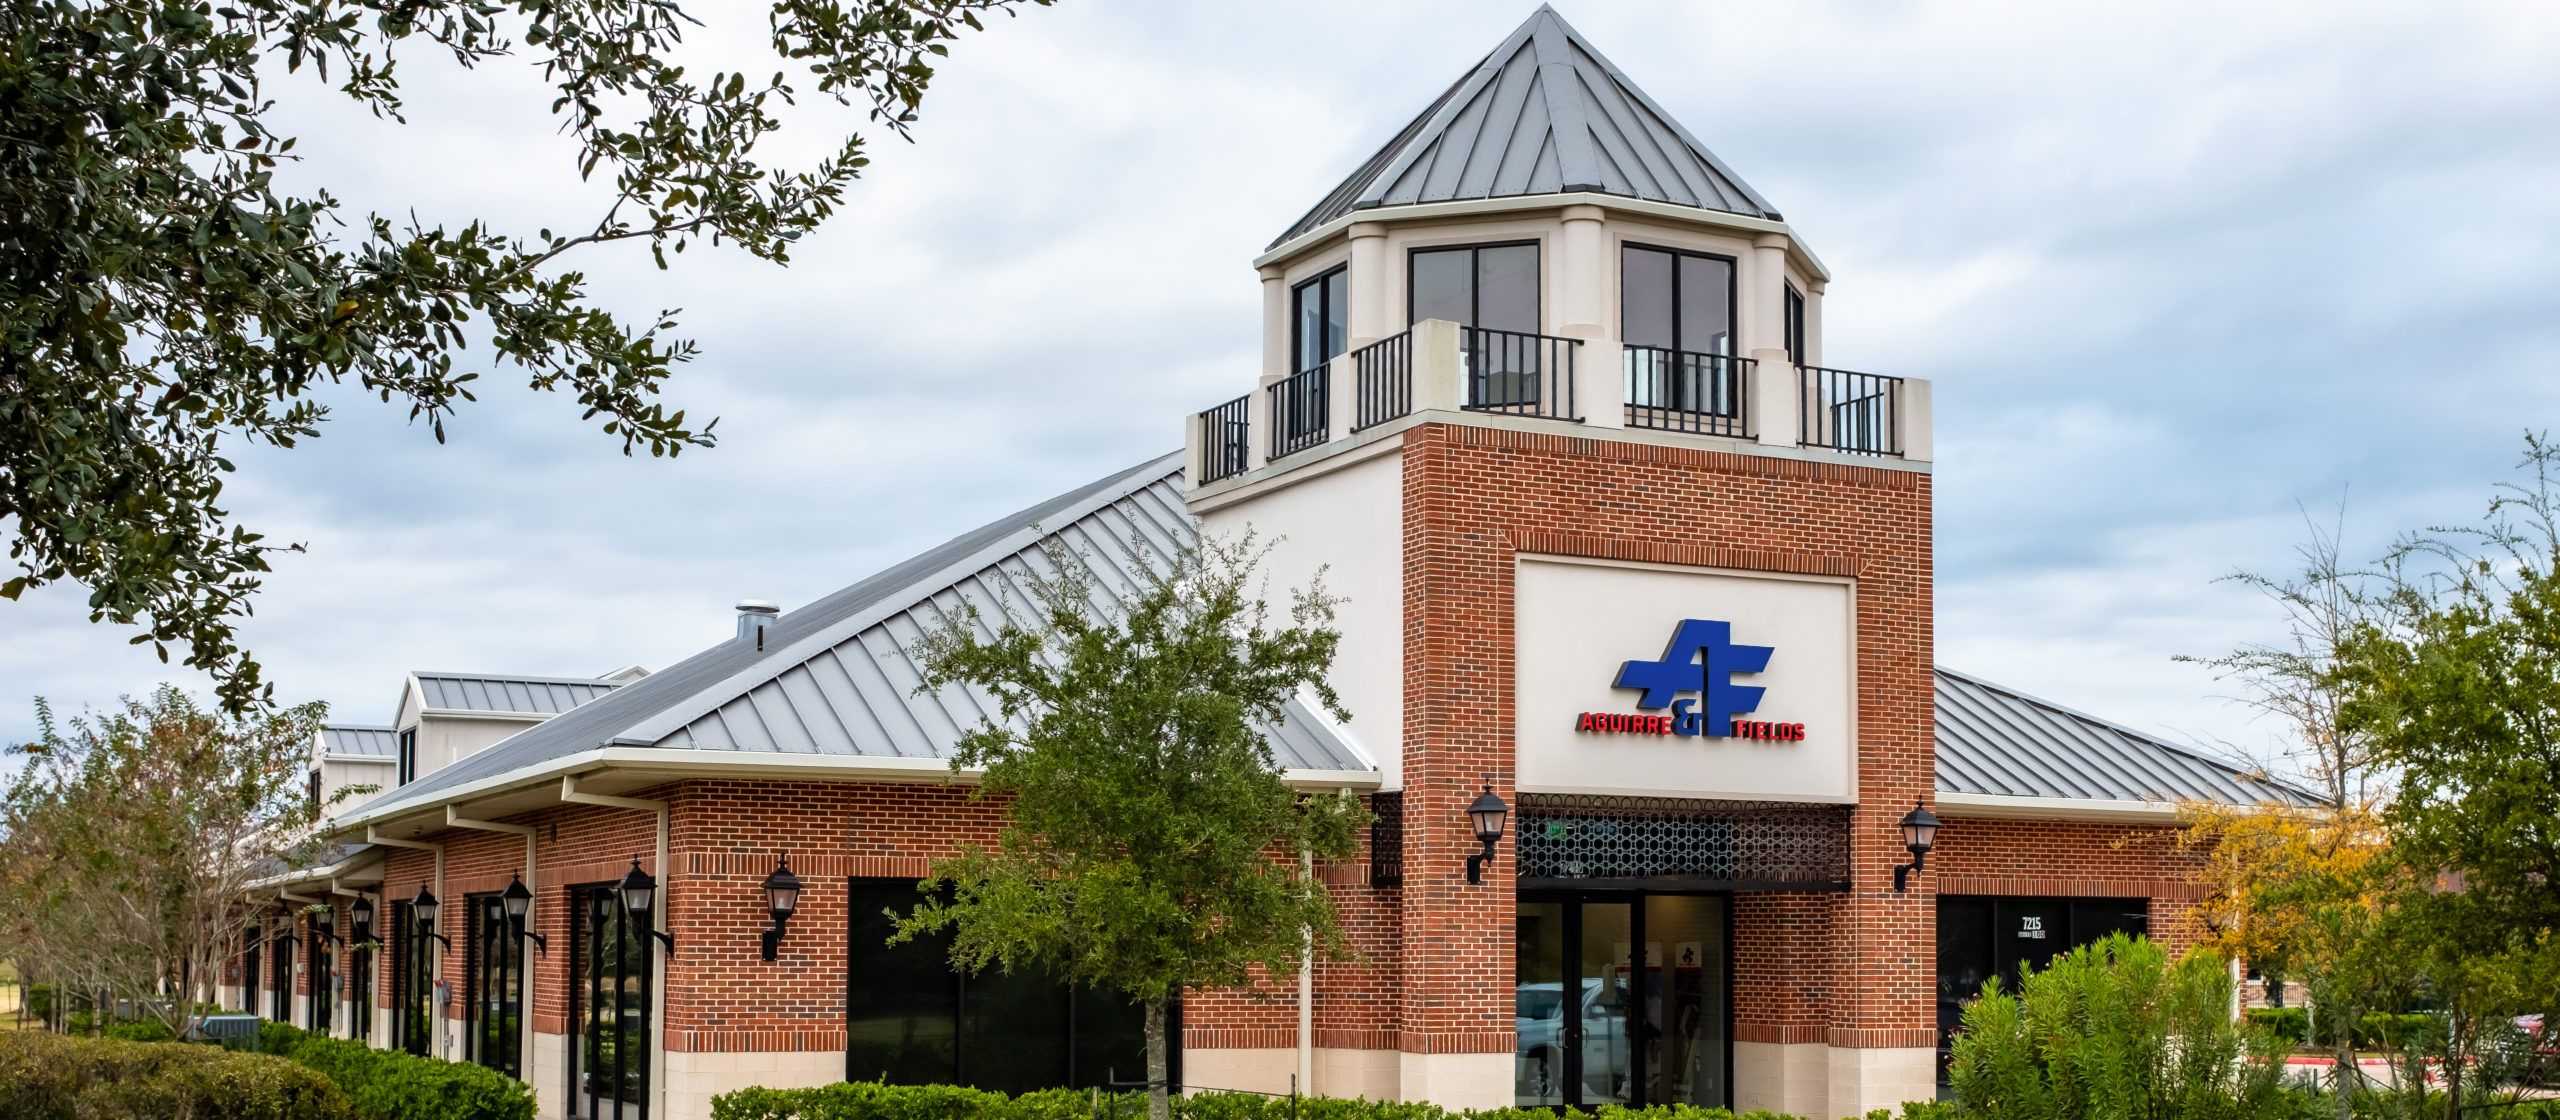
xmin=847 ymin=881 xmax=959 ymax=1084
xmin=1410 ymin=244 xmax=1539 ymax=333
xmin=1292 ymin=267 xmax=1349 ymax=373
xmin=1620 ymin=245 xmax=1733 ymax=355
xmin=846 ymin=879 xmax=1166 ymax=1092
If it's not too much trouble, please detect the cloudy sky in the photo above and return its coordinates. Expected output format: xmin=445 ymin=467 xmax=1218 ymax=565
xmin=6 ymin=0 xmax=2558 ymax=780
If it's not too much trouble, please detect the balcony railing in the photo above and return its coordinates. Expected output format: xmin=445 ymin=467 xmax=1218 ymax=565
xmin=1461 ymin=326 xmax=1580 ymax=421
xmin=1624 ymin=348 xmax=1751 ymax=438
xmin=1352 ymin=331 xmax=1411 ymax=432
xmin=1799 ymin=366 xmax=1903 ymax=456
xmin=1267 ymin=363 xmax=1330 ymax=461
xmin=1196 ymin=393 xmax=1250 ymax=484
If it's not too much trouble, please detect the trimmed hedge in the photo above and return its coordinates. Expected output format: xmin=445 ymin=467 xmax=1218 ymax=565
xmin=710 ymin=1080 xmax=1956 ymax=1120
xmin=0 ymin=1029 xmax=350 ymax=1120
xmin=2245 ymin=1007 xmax=2309 ymax=1047
xmin=249 ymin=1022 xmax=536 ymax=1120
xmin=2242 ymin=1007 xmax=2435 ymax=1051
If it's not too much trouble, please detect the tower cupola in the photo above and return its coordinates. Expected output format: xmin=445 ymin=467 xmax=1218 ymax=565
xmin=1187 ymin=5 xmax=1927 ymax=491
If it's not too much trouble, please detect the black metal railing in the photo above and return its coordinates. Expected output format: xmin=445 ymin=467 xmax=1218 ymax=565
xmin=1197 ymin=394 xmax=1250 ymax=484
xmin=1799 ymin=366 xmax=1903 ymax=456
xmin=1368 ymin=791 xmax=1403 ymax=888
xmin=1460 ymin=326 xmax=1580 ymax=421
xmin=1267 ymin=363 xmax=1330 ymax=461
xmin=1624 ymin=347 xmax=1751 ymax=438
xmin=1352 ymin=332 xmax=1411 ymax=432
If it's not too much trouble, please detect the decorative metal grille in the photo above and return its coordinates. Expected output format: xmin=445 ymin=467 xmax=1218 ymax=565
xmin=1515 ymin=793 xmax=1850 ymax=886
xmin=1369 ymin=791 xmax=1403 ymax=888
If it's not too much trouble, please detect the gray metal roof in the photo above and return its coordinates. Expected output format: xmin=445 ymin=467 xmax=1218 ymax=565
xmin=1271 ymin=5 xmax=1780 ymax=248
xmin=349 ymin=453 xmax=1374 ymax=819
xmin=1935 ymin=667 xmax=2324 ymax=807
xmin=412 ymin=672 xmax=621 ymax=715
xmin=320 ymin=724 xmax=397 ymax=759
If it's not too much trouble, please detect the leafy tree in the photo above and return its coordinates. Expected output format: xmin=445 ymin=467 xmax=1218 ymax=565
xmin=2177 ymin=511 xmax=2398 ymax=1114
xmin=898 ymin=535 xmax=1368 ymax=1120
xmin=0 ymin=0 xmax=1045 ymax=712
xmin=0 ymin=686 xmax=342 ymax=1040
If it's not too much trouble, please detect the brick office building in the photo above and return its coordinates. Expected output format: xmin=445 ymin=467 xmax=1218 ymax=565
xmin=237 ymin=9 xmax=2318 ymax=1120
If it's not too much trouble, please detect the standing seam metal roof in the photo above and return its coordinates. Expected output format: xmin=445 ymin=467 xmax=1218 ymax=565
xmin=1271 ymin=5 xmax=1779 ymax=248
xmin=348 ymin=454 xmax=1373 ymax=820
xmin=1934 ymin=667 xmax=2323 ymax=807
xmin=319 ymin=724 xmax=398 ymax=759
xmin=411 ymin=672 xmax=621 ymax=714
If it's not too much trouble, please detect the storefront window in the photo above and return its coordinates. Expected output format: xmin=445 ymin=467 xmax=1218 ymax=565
xmin=570 ymin=882 xmax=651 ymax=1120
xmin=466 ymin=894 xmax=524 ymax=1078
xmin=308 ymin=910 xmax=334 ymax=1033
xmin=846 ymin=879 xmax=1163 ymax=1092
xmin=1936 ymin=896 xmax=2149 ymax=1081
xmin=391 ymin=900 xmax=435 ymax=1057
xmin=1517 ymin=892 xmax=1729 ymax=1110
xmin=271 ymin=924 xmax=295 ymax=1022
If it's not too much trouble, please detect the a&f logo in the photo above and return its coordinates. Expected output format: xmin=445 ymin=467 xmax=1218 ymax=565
xmin=1576 ymin=619 xmax=1801 ymax=741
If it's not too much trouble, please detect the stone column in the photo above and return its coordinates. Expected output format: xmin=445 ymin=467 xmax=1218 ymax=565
xmin=1348 ymin=223 xmax=1390 ymax=352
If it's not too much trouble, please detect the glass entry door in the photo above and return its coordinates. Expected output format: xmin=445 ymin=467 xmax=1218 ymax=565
xmin=1516 ymin=893 xmax=1729 ymax=1110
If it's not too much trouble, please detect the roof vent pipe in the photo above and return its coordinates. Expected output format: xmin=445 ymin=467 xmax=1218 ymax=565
xmin=736 ymin=600 xmax=780 ymax=650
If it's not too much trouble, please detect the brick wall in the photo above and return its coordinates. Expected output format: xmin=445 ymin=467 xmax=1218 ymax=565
xmin=1398 ymin=422 xmax=1938 ymax=1051
xmin=1932 ymin=817 xmax=2207 ymax=957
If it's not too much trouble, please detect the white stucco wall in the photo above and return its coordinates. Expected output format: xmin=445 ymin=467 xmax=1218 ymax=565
xmin=1197 ymin=448 xmax=1404 ymax=788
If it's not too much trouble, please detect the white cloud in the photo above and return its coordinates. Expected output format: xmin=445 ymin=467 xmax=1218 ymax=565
xmin=7 ymin=0 xmax=2559 ymax=781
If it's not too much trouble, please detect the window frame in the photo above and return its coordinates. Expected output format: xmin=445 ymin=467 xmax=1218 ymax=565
xmin=1618 ymin=241 xmax=1739 ymax=359
xmin=1406 ymin=240 xmax=1543 ymax=333
xmin=1289 ymin=264 xmax=1349 ymax=375
xmin=1783 ymin=283 xmax=1806 ymax=363
xmin=397 ymin=728 xmax=418 ymax=786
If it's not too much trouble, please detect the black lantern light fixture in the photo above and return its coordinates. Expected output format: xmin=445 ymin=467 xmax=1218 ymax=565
xmin=1892 ymin=800 xmax=1941 ymax=893
xmin=501 ymin=874 xmax=548 ymax=954
xmin=350 ymin=896 xmax=374 ymax=942
xmin=617 ymin=857 xmax=678 ymax=955
xmin=758 ymin=856 xmax=802 ymax=961
xmin=309 ymin=907 xmax=342 ymax=948
xmin=412 ymin=885 xmax=452 ymax=948
xmin=1463 ymin=781 xmax=1511 ymax=885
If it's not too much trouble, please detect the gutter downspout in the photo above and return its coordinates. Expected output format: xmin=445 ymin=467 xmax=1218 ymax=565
xmin=368 ymin=828 xmax=446 ymax=1058
xmin=560 ymin=774 xmax=669 ymax=1120
xmin=330 ymin=880 xmax=378 ymax=1045
xmin=446 ymin=805 xmax=539 ymax=1081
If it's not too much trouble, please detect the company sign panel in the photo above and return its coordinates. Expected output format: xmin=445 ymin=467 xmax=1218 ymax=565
xmin=1515 ymin=557 xmax=1854 ymax=801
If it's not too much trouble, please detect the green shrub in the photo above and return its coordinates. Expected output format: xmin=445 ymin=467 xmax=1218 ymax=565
xmin=238 ymin=1021 xmax=533 ymax=1120
xmin=104 ymin=1019 xmax=177 ymax=1043
xmin=0 ymin=1029 xmax=350 ymax=1119
xmin=709 ymin=1082 xmax=1835 ymax=1120
xmin=1947 ymin=933 xmax=2314 ymax=1120
xmin=2246 ymin=1007 xmax=2310 ymax=1047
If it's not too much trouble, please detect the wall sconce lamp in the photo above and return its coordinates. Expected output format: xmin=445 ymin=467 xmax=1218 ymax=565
xmin=350 ymin=896 xmax=374 ymax=943
xmin=411 ymin=886 xmax=453 ymax=949
xmin=759 ymin=856 xmax=802 ymax=961
xmin=1893 ymin=800 xmax=1941 ymax=893
xmin=1464 ymin=782 xmax=1511 ymax=886
xmin=618 ymin=858 xmax=678 ymax=957
xmin=501 ymin=874 xmax=548 ymax=954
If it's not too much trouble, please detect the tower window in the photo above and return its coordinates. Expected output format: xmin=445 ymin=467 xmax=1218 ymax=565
xmin=1620 ymin=244 xmax=1734 ymax=357
xmin=1785 ymin=284 xmax=1806 ymax=363
xmin=1291 ymin=267 xmax=1349 ymax=374
xmin=1409 ymin=243 xmax=1539 ymax=334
